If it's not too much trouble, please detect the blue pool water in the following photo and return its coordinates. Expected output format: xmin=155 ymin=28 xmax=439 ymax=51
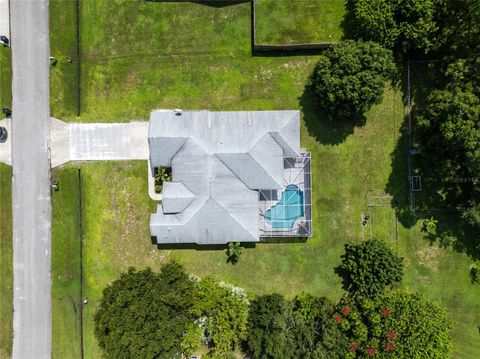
xmin=265 ymin=185 xmax=304 ymax=229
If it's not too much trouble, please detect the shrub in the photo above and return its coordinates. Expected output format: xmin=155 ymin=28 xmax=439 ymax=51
xmin=335 ymin=240 xmax=404 ymax=297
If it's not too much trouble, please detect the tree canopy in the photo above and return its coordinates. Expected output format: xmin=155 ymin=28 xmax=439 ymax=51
xmin=383 ymin=292 xmax=454 ymax=358
xmin=416 ymin=89 xmax=480 ymax=225
xmin=319 ymin=293 xmax=453 ymax=358
xmin=192 ymin=277 xmax=249 ymax=357
xmin=246 ymin=294 xmax=296 ymax=359
xmin=335 ymin=240 xmax=404 ymax=297
xmin=93 ymin=258 xmax=453 ymax=358
xmin=311 ymin=40 xmax=394 ymax=120
xmin=94 ymin=263 xmax=196 ymax=359
xmin=347 ymin=0 xmax=439 ymax=54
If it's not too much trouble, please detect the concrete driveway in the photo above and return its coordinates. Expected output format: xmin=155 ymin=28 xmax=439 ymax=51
xmin=50 ymin=118 xmax=149 ymax=167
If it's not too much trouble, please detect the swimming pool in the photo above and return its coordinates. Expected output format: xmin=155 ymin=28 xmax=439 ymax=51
xmin=264 ymin=185 xmax=304 ymax=229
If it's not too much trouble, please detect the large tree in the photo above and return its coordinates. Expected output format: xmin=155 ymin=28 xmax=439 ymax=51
xmin=335 ymin=240 xmax=404 ymax=297
xmin=192 ymin=277 xmax=249 ymax=357
xmin=416 ymin=89 xmax=480 ymax=203
xmin=247 ymin=293 xmax=339 ymax=359
xmin=246 ymin=294 xmax=296 ymax=359
xmin=94 ymin=263 xmax=196 ymax=359
xmin=318 ymin=294 xmax=453 ymax=358
xmin=347 ymin=0 xmax=439 ymax=54
xmin=311 ymin=40 xmax=394 ymax=120
xmin=383 ymin=292 xmax=453 ymax=358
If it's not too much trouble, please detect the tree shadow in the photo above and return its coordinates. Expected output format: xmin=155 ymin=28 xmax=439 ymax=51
xmin=420 ymin=212 xmax=480 ymax=260
xmin=300 ymin=84 xmax=366 ymax=146
xmin=384 ymin=118 xmax=415 ymax=228
xmin=340 ymin=0 xmax=356 ymax=41
xmin=386 ymin=59 xmax=480 ymax=260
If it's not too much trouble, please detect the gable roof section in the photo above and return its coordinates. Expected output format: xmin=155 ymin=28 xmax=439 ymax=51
xmin=249 ymin=133 xmax=285 ymax=187
xmin=149 ymin=136 xmax=187 ymax=168
xmin=161 ymin=182 xmax=195 ymax=214
xmin=171 ymin=139 xmax=211 ymax=196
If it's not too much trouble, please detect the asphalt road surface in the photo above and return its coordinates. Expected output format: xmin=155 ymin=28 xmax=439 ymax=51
xmin=10 ymin=0 xmax=52 ymax=358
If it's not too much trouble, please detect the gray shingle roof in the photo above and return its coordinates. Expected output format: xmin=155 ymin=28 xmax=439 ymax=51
xmin=162 ymin=182 xmax=195 ymax=214
xmin=216 ymin=153 xmax=282 ymax=190
xmin=149 ymin=110 xmax=301 ymax=244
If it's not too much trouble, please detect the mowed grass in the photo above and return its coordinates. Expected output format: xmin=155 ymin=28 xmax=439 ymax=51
xmin=51 ymin=167 xmax=82 ymax=359
xmin=0 ymin=164 xmax=12 ymax=359
xmin=48 ymin=1 xmax=480 ymax=358
xmin=50 ymin=0 xmax=79 ymax=119
xmin=51 ymin=1 xmax=317 ymax=122
xmin=0 ymin=43 xmax=12 ymax=359
xmin=255 ymin=0 xmax=345 ymax=45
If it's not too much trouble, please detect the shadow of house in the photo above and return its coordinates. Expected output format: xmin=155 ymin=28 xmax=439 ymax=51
xmin=260 ymin=236 xmax=307 ymax=244
xmin=154 ymin=238 xmax=256 ymax=251
xmin=300 ymin=84 xmax=366 ymax=146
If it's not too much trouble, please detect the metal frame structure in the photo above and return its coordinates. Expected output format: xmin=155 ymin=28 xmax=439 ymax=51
xmin=259 ymin=152 xmax=312 ymax=237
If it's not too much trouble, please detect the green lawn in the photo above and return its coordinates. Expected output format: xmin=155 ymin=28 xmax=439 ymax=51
xmin=49 ymin=1 xmax=480 ymax=358
xmin=49 ymin=0 xmax=79 ymax=119
xmin=51 ymin=167 xmax=82 ymax=359
xmin=0 ymin=164 xmax=12 ymax=359
xmin=255 ymin=0 xmax=345 ymax=45
xmin=0 ymin=41 xmax=13 ymax=359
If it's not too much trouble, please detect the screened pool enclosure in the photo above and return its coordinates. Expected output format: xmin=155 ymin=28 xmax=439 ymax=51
xmin=259 ymin=153 xmax=312 ymax=237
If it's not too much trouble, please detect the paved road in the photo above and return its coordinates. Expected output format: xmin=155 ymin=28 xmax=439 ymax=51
xmin=10 ymin=0 xmax=52 ymax=358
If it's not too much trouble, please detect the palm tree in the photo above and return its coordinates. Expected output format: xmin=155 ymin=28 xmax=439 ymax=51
xmin=154 ymin=167 xmax=172 ymax=193
xmin=422 ymin=217 xmax=438 ymax=234
xmin=227 ymin=242 xmax=242 ymax=264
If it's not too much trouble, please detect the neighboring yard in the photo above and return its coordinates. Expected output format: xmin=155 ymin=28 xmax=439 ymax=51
xmin=0 ymin=45 xmax=12 ymax=359
xmin=49 ymin=1 xmax=480 ymax=358
xmin=255 ymin=0 xmax=345 ymax=45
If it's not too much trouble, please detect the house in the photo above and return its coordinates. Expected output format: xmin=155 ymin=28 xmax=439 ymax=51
xmin=148 ymin=109 xmax=312 ymax=245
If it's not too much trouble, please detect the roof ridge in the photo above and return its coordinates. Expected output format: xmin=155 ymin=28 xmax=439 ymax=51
xmin=245 ymin=152 xmax=282 ymax=189
xmin=215 ymin=152 xmax=281 ymax=190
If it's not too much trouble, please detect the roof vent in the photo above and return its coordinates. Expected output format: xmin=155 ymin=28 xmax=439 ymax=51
xmin=174 ymin=109 xmax=183 ymax=116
